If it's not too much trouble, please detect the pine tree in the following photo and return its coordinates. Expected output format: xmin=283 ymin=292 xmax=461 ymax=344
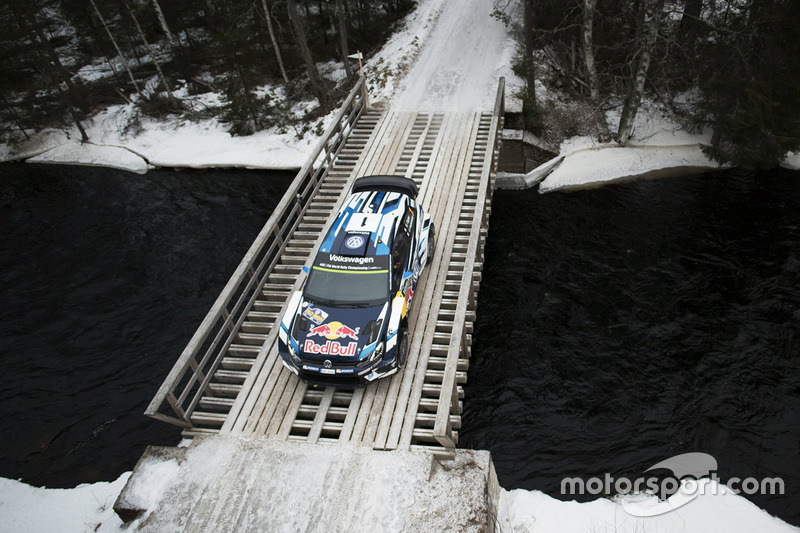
xmin=698 ymin=0 xmax=800 ymax=168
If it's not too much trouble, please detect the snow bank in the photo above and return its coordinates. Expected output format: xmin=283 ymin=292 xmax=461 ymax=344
xmin=3 ymin=468 xmax=797 ymax=533
xmin=539 ymin=106 xmax=723 ymax=192
xmin=538 ymin=142 xmax=720 ymax=192
xmin=783 ymin=151 xmax=800 ymax=170
xmin=498 ymin=479 xmax=798 ymax=533
xmin=1 ymin=83 xmax=329 ymax=174
xmin=26 ymin=140 xmax=149 ymax=174
xmin=0 ymin=473 xmax=130 ymax=533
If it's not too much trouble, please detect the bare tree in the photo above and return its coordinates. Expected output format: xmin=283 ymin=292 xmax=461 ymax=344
xmin=286 ymin=0 xmax=328 ymax=108
xmin=582 ymin=0 xmax=611 ymax=142
xmin=261 ymin=0 xmax=290 ymax=83
xmin=151 ymin=0 xmax=178 ymax=48
xmin=335 ymin=0 xmax=353 ymax=78
xmin=617 ymin=0 xmax=664 ymax=145
xmin=523 ymin=0 xmax=536 ymax=104
xmin=89 ymin=0 xmax=141 ymax=98
xmin=126 ymin=2 xmax=172 ymax=98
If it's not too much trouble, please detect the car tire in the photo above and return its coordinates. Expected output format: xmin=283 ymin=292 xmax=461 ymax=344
xmin=397 ymin=328 xmax=409 ymax=368
xmin=426 ymin=222 xmax=435 ymax=265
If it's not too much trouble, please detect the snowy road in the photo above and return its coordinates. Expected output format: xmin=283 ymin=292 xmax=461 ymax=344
xmin=391 ymin=0 xmax=513 ymax=111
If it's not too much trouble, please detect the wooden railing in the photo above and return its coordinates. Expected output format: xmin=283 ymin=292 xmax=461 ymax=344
xmin=433 ymin=78 xmax=505 ymax=448
xmin=146 ymin=78 xmax=369 ymax=428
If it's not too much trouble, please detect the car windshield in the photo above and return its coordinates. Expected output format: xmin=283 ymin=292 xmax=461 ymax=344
xmin=304 ymin=253 xmax=390 ymax=306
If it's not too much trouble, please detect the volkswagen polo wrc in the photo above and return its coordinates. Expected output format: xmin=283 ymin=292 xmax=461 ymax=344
xmin=278 ymin=175 xmax=434 ymax=386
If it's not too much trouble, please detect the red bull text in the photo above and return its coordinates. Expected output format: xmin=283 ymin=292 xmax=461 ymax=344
xmin=303 ymin=340 xmax=357 ymax=356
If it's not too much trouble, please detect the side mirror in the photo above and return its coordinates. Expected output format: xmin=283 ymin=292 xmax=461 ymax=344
xmin=302 ymin=266 xmax=309 ymax=274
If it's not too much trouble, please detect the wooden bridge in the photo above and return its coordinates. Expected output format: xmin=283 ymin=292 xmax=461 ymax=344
xmin=145 ymin=76 xmax=505 ymax=455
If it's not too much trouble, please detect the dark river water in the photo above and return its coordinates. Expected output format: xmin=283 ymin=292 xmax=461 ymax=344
xmin=460 ymin=168 xmax=800 ymax=526
xmin=1 ymin=163 xmax=798 ymax=526
xmin=0 ymin=164 xmax=293 ymax=487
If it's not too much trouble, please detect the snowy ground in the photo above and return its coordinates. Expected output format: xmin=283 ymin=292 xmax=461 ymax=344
xmin=389 ymin=0 xmax=512 ymax=111
xmin=2 ymin=0 xmax=799 ymax=531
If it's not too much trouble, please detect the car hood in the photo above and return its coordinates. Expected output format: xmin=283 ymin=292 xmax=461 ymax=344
xmin=295 ymin=299 xmax=387 ymax=363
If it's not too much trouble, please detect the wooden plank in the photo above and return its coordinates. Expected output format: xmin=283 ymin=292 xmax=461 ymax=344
xmin=338 ymin=387 xmax=365 ymax=442
xmin=373 ymin=113 xmax=462 ymax=449
xmin=395 ymin=113 xmax=482 ymax=450
xmin=277 ymin=380 xmax=308 ymax=439
xmin=359 ymin=373 xmax=393 ymax=446
xmin=433 ymin=112 xmax=500 ymax=448
xmin=249 ymin=360 xmax=294 ymax=435
xmin=402 ymin=114 xmax=434 ymax=181
xmin=244 ymin=355 xmax=288 ymax=434
xmin=306 ymin=387 xmax=335 ymax=444
xmin=375 ymin=112 xmax=417 ymax=175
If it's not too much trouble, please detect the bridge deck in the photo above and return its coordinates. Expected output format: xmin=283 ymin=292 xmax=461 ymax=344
xmin=223 ymin=109 xmax=496 ymax=450
xmin=146 ymin=78 xmax=504 ymax=455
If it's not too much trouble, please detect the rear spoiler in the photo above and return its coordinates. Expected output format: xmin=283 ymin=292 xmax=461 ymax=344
xmin=352 ymin=175 xmax=418 ymax=199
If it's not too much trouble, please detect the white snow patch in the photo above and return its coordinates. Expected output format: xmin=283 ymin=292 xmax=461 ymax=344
xmin=26 ymin=140 xmax=149 ymax=174
xmin=390 ymin=0 xmax=511 ymax=111
xmin=497 ymin=479 xmax=798 ymax=533
xmin=364 ymin=0 xmax=449 ymax=107
xmin=539 ymin=104 xmax=723 ymax=192
xmin=0 ymin=473 xmax=130 ymax=533
xmin=782 ymin=151 xmax=800 ymax=170
xmin=119 ymin=457 xmax=181 ymax=514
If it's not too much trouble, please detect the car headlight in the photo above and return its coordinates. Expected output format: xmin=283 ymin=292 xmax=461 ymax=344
xmin=288 ymin=341 xmax=302 ymax=365
xmin=370 ymin=342 xmax=384 ymax=362
xmin=357 ymin=342 xmax=384 ymax=368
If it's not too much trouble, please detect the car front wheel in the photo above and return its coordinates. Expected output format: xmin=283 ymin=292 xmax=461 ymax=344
xmin=426 ymin=222 xmax=435 ymax=265
xmin=397 ymin=328 xmax=408 ymax=368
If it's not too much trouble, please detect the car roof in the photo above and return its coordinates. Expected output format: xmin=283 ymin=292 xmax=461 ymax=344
xmin=318 ymin=183 xmax=415 ymax=258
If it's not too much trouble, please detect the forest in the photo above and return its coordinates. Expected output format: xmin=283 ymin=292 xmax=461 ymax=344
xmin=1 ymin=0 xmax=799 ymax=169
xmin=511 ymin=0 xmax=800 ymax=168
xmin=0 ymin=0 xmax=414 ymax=139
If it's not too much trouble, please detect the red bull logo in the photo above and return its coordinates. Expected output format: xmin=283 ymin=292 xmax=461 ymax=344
xmin=307 ymin=321 xmax=360 ymax=341
xmin=303 ymin=340 xmax=357 ymax=357
xmin=308 ymin=324 xmax=332 ymax=337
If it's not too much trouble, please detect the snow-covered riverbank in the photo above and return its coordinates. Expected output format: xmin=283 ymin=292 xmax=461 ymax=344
xmin=2 ymin=0 xmax=799 ymax=531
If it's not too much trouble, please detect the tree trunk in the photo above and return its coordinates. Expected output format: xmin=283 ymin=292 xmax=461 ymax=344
xmin=150 ymin=0 xmax=196 ymax=92
xmin=127 ymin=3 xmax=172 ymax=97
xmin=678 ymin=0 xmax=704 ymax=44
xmin=235 ymin=54 xmax=262 ymax=131
xmin=261 ymin=0 xmax=290 ymax=83
xmin=14 ymin=2 xmax=89 ymax=139
xmin=523 ymin=0 xmax=536 ymax=104
xmin=582 ymin=0 xmax=611 ymax=142
xmin=89 ymin=0 xmax=141 ymax=97
xmin=617 ymin=0 xmax=663 ymax=145
xmin=335 ymin=0 xmax=353 ymax=78
xmin=151 ymin=0 xmax=178 ymax=48
xmin=286 ymin=0 xmax=328 ymax=108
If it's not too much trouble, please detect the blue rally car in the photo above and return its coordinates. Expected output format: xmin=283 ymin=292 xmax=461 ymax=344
xmin=278 ymin=175 xmax=434 ymax=386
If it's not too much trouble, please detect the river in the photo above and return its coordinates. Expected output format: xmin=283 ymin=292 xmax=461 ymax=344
xmin=1 ymin=163 xmax=798 ymax=526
